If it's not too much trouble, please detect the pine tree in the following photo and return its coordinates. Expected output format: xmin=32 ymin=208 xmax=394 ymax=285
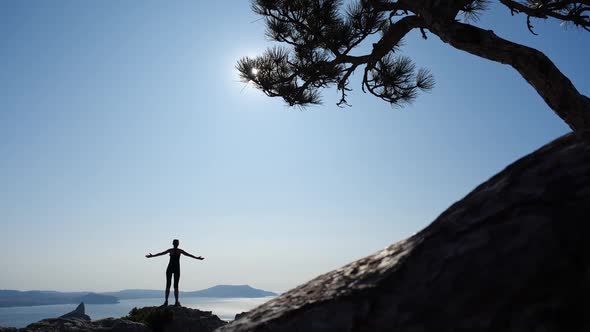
xmin=237 ymin=0 xmax=590 ymax=131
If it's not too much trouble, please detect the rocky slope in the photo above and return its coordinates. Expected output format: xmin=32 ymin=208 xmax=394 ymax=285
xmin=218 ymin=132 xmax=590 ymax=331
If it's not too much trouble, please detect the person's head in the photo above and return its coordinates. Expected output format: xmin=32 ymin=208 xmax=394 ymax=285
xmin=172 ymin=239 xmax=179 ymax=248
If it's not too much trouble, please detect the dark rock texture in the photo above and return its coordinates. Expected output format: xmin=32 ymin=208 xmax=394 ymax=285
xmin=163 ymin=306 xmax=226 ymax=332
xmin=128 ymin=306 xmax=226 ymax=332
xmin=233 ymin=312 xmax=248 ymax=321
xmin=20 ymin=317 xmax=149 ymax=332
xmin=0 ymin=326 xmax=17 ymax=332
xmin=59 ymin=302 xmax=90 ymax=321
xmin=217 ymin=132 xmax=590 ymax=332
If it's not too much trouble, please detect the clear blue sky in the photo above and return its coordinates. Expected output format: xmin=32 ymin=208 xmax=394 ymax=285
xmin=0 ymin=1 xmax=587 ymax=293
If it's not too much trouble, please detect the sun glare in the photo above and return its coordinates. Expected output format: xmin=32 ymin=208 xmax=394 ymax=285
xmin=251 ymin=68 xmax=259 ymax=76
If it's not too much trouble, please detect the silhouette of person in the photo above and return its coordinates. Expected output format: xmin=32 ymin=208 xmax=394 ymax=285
xmin=146 ymin=239 xmax=204 ymax=307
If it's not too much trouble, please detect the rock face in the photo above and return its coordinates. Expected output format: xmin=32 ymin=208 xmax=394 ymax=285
xmin=59 ymin=302 xmax=91 ymax=321
xmin=127 ymin=306 xmax=226 ymax=332
xmin=218 ymin=132 xmax=590 ymax=332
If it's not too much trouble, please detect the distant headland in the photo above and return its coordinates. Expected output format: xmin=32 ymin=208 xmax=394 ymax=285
xmin=0 ymin=285 xmax=277 ymax=308
xmin=0 ymin=291 xmax=118 ymax=307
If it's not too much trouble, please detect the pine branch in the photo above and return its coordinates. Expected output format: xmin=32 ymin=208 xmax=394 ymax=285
xmin=499 ymin=0 xmax=590 ymax=32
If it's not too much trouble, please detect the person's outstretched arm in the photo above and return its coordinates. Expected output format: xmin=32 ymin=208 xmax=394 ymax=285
xmin=146 ymin=249 xmax=170 ymax=258
xmin=180 ymin=249 xmax=204 ymax=260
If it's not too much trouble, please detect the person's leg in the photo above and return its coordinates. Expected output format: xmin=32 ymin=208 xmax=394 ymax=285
xmin=173 ymin=270 xmax=180 ymax=306
xmin=164 ymin=269 xmax=172 ymax=306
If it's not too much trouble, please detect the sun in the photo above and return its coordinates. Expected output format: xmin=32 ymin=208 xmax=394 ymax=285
xmin=251 ymin=68 xmax=259 ymax=76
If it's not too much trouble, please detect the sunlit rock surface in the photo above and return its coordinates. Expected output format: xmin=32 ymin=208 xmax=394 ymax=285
xmin=218 ymin=132 xmax=590 ymax=332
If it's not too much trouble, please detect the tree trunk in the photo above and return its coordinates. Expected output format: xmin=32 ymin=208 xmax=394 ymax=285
xmin=429 ymin=20 xmax=590 ymax=132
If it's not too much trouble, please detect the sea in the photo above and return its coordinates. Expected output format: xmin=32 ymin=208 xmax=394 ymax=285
xmin=0 ymin=297 xmax=273 ymax=328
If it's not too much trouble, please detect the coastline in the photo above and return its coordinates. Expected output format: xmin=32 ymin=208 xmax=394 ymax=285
xmin=0 ymin=296 xmax=273 ymax=328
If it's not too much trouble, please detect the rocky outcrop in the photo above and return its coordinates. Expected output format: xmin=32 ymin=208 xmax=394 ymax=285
xmin=162 ymin=306 xmax=226 ymax=332
xmin=20 ymin=317 xmax=149 ymax=332
xmin=2 ymin=304 xmax=226 ymax=332
xmin=0 ymin=326 xmax=17 ymax=332
xmin=218 ymin=132 xmax=590 ymax=331
xmin=59 ymin=302 xmax=91 ymax=321
xmin=127 ymin=306 xmax=226 ymax=332
xmin=6 ymin=302 xmax=149 ymax=332
xmin=233 ymin=312 xmax=248 ymax=321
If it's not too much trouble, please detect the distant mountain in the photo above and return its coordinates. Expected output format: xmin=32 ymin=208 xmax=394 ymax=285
xmin=104 ymin=285 xmax=277 ymax=299
xmin=184 ymin=285 xmax=277 ymax=298
xmin=0 ymin=290 xmax=118 ymax=307
xmin=0 ymin=285 xmax=276 ymax=307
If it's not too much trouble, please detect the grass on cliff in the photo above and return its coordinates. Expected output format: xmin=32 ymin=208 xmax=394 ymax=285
xmin=124 ymin=307 xmax=174 ymax=332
